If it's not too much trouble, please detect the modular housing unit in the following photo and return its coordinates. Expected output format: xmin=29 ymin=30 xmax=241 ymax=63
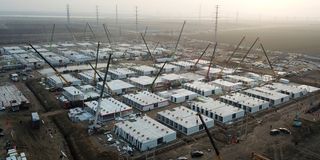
xmin=183 ymin=81 xmax=222 ymax=96
xmin=220 ymin=93 xmax=270 ymax=113
xmin=298 ymin=85 xmax=319 ymax=93
xmin=130 ymin=65 xmax=158 ymax=76
xmin=179 ymin=73 xmax=205 ymax=82
xmin=0 ymin=85 xmax=30 ymax=110
xmin=159 ymin=89 xmax=198 ymax=103
xmin=61 ymin=50 xmax=93 ymax=63
xmin=85 ymin=97 xmax=133 ymax=121
xmin=243 ymin=87 xmax=290 ymax=107
xmin=264 ymin=83 xmax=308 ymax=99
xmin=191 ymin=98 xmax=245 ymax=123
xmin=122 ymin=91 xmax=169 ymax=111
xmin=160 ymin=73 xmax=186 ymax=86
xmin=128 ymin=76 xmax=163 ymax=90
xmin=210 ymin=79 xmax=242 ymax=92
xmin=97 ymin=80 xmax=135 ymax=95
xmin=40 ymin=52 xmax=70 ymax=66
xmin=109 ymin=68 xmax=136 ymax=79
xmin=114 ymin=115 xmax=176 ymax=151
xmin=78 ymin=70 xmax=110 ymax=84
xmin=47 ymin=74 xmax=81 ymax=88
xmin=171 ymin=61 xmax=195 ymax=70
xmin=225 ymin=75 xmax=257 ymax=88
xmin=154 ymin=63 xmax=180 ymax=73
xmin=157 ymin=106 xmax=214 ymax=135
xmin=79 ymin=85 xmax=100 ymax=100
xmin=62 ymin=86 xmax=85 ymax=102
xmin=12 ymin=53 xmax=44 ymax=68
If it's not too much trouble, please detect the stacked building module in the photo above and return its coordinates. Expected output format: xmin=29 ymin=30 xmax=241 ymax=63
xmin=157 ymin=106 xmax=214 ymax=135
xmin=171 ymin=61 xmax=195 ymax=70
xmin=12 ymin=53 xmax=44 ymax=68
xmin=0 ymin=85 xmax=30 ymax=111
xmin=47 ymin=74 xmax=81 ymax=88
xmin=263 ymin=83 xmax=308 ymax=99
xmin=122 ymin=91 xmax=169 ymax=111
xmin=129 ymin=76 xmax=163 ymax=90
xmin=210 ymin=79 xmax=242 ymax=92
xmin=130 ymin=65 xmax=158 ymax=76
xmin=40 ymin=52 xmax=70 ymax=66
xmin=183 ymin=81 xmax=222 ymax=96
xmin=78 ymin=70 xmax=110 ymax=84
xmin=114 ymin=115 xmax=176 ymax=151
xmin=108 ymin=68 xmax=136 ymax=79
xmin=97 ymin=80 xmax=134 ymax=95
xmin=243 ymin=87 xmax=290 ymax=107
xmin=220 ymin=93 xmax=270 ymax=113
xmin=85 ymin=98 xmax=133 ymax=121
xmin=159 ymin=89 xmax=198 ymax=103
xmin=191 ymin=97 xmax=245 ymax=123
xmin=225 ymin=75 xmax=257 ymax=88
xmin=154 ymin=63 xmax=180 ymax=73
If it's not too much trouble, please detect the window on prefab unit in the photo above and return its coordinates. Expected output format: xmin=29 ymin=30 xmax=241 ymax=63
xmin=212 ymin=90 xmax=215 ymax=94
xmin=199 ymin=124 xmax=204 ymax=130
xmin=248 ymin=108 xmax=252 ymax=113
xmin=183 ymin=127 xmax=187 ymax=134
xmin=219 ymin=116 xmax=223 ymax=122
xmin=157 ymin=137 xmax=164 ymax=144
xmin=259 ymin=105 xmax=262 ymax=110
xmin=281 ymin=98 xmax=284 ymax=102
xmin=186 ymin=96 xmax=189 ymax=100
xmin=232 ymin=113 xmax=236 ymax=119
xmin=215 ymin=114 xmax=218 ymax=120
xmin=205 ymin=110 xmax=208 ymax=116
xmin=154 ymin=103 xmax=158 ymax=108
xmin=210 ymin=112 xmax=213 ymax=118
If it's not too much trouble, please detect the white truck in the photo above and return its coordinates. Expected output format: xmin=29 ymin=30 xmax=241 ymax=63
xmin=10 ymin=73 xmax=19 ymax=82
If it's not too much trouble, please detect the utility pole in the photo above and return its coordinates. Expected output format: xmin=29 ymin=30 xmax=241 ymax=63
xmin=116 ymin=4 xmax=118 ymax=25
xmin=66 ymin=4 xmax=70 ymax=24
xmin=96 ymin=5 xmax=99 ymax=25
xmin=135 ymin=6 xmax=138 ymax=34
xmin=214 ymin=4 xmax=219 ymax=43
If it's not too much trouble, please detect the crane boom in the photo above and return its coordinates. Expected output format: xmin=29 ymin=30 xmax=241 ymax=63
xmin=206 ymin=42 xmax=218 ymax=80
xmin=151 ymin=62 xmax=167 ymax=93
xmin=87 ymin=62 xmax=103 ymax=80
xmin=194 ymin=43 xmax=211 ymax=70
xmin=174 ymin=21 xmax=186 ymax=54
xmin=94 ymin=53 xmax=112 ymax=128
xmin=29 ymin=44 xmax=70 ymax=85
xmin=152 ymin=41 xmax=160 ymax=54
xmin=65 ymin=24 xmax=77 ymax=42
xmin=140 ymin=33 xmax=154 ymax=60
xmin=233 ymin=37 xmax=259 ymax=73
xmin=103 ymin=24 xmax=112 ymax=45
xmin=49 ymin=24 xmax=55 ymax=49
xmin=87 ymin=23 xmax=96 ymax=39
xmin=260 ymin=43 xmax=277 ymax=78
xmin=93 ymin=42 xmax=100 ymax=85
xmin=197 ymin=113 xmax=222 ymax=160
xmin=219 ymin=36 xmax=245 ymax=77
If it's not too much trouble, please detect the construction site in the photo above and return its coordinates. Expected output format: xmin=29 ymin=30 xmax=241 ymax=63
xmin=1 ymin=1 xmax=320 ymax=160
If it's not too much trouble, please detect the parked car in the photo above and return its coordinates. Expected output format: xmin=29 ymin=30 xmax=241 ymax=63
xmin=270 ymin=129 xmax=281 ymax=136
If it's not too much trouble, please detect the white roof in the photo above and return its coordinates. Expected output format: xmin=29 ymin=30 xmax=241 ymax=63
xmin=158 ymin=106 xmax=213 ymax=128
xmin=63 ymin=86 xmax=83 ymax=96
xmin=226 ymin=75 xmax=255 ymax=83
xmin=179 ymin=73 xmax=205 ymax=82
xmin=171 ymin=89 xmax=198 ymax=98
xmin=155 ymin=63 xmax=180 ymax=70
xmin=183 ymin=81 xmax=221 ymax=92
xmin=220 ymin=92 xmax=269 ymax=108
xmin=123 ymin=91 xmax=167 ymax=106
xmin=264 ymin=83 xmax=307 ymax=94
xmin=171 ymin=61 xmax=194 ymax=67
xmin=77 ymin=42 xmax=93 ymax=46
xmin=109 ymin=68 xmax=136 ymax=76
xmin=160 ymin=73 xmax=185 ymax=81
xmin=201 ymin=67 xmax=234 ymax=74
xmin=0 ymin=85 xmax=29 ymax=107
xmin=78 ymin=70 xmax=108 ymax=81
xmin=188 ymin=59 xmax=210 ymax=65
xmin=244 ymin=87 xmax=289 ymax=100
xmin=211 ymin=79 xmax=240 ymax=87
xmin=129 ymin=76 xmax=162 ymax=86
xmin=115 ymin=115 xmax=175 ymax=143
xmin=85 ymin=97 xmax=132 ymax=116
xmin=298 ymin=85 xmax=319 ymax=93
xmin=98 ymin=80 xmax=134 ymax=91
xmin=48 ymin=74 xmax=81 ymax=84
xmin=131 ymin=65 xmax=157 ymax=72
xmin=192 ymin=99 xmax=244 ymax=117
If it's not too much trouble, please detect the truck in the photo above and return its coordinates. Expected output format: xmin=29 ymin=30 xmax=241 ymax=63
xmin=31 ymin=112 xmax=40 ymax=129
xmin=10 ymin=73 xmax=19 ymax=82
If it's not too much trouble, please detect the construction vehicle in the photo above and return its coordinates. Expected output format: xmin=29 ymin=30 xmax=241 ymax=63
xmin=10 ymin=73 xmax=19 ymax=82
xmin=197 ymin=112 xmax=222 ymax=160
xmin=91 ymin=53 xmax=112 ymax=131
xmin=217 ymin=36 xmax=245 ymax=79
xmin=193 ymin=43 xmax=211 ymax=71
xmin=150 ymin=62 xmax=167 ymax=93
xmin=205 ymin=42 xmax=218 ymax=81
xmin=29 ymin=44 xmax=71 ymax=87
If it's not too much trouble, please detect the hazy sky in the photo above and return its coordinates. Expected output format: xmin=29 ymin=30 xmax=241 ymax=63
xmin=0 ymin=0 xmax=319 ymax=19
